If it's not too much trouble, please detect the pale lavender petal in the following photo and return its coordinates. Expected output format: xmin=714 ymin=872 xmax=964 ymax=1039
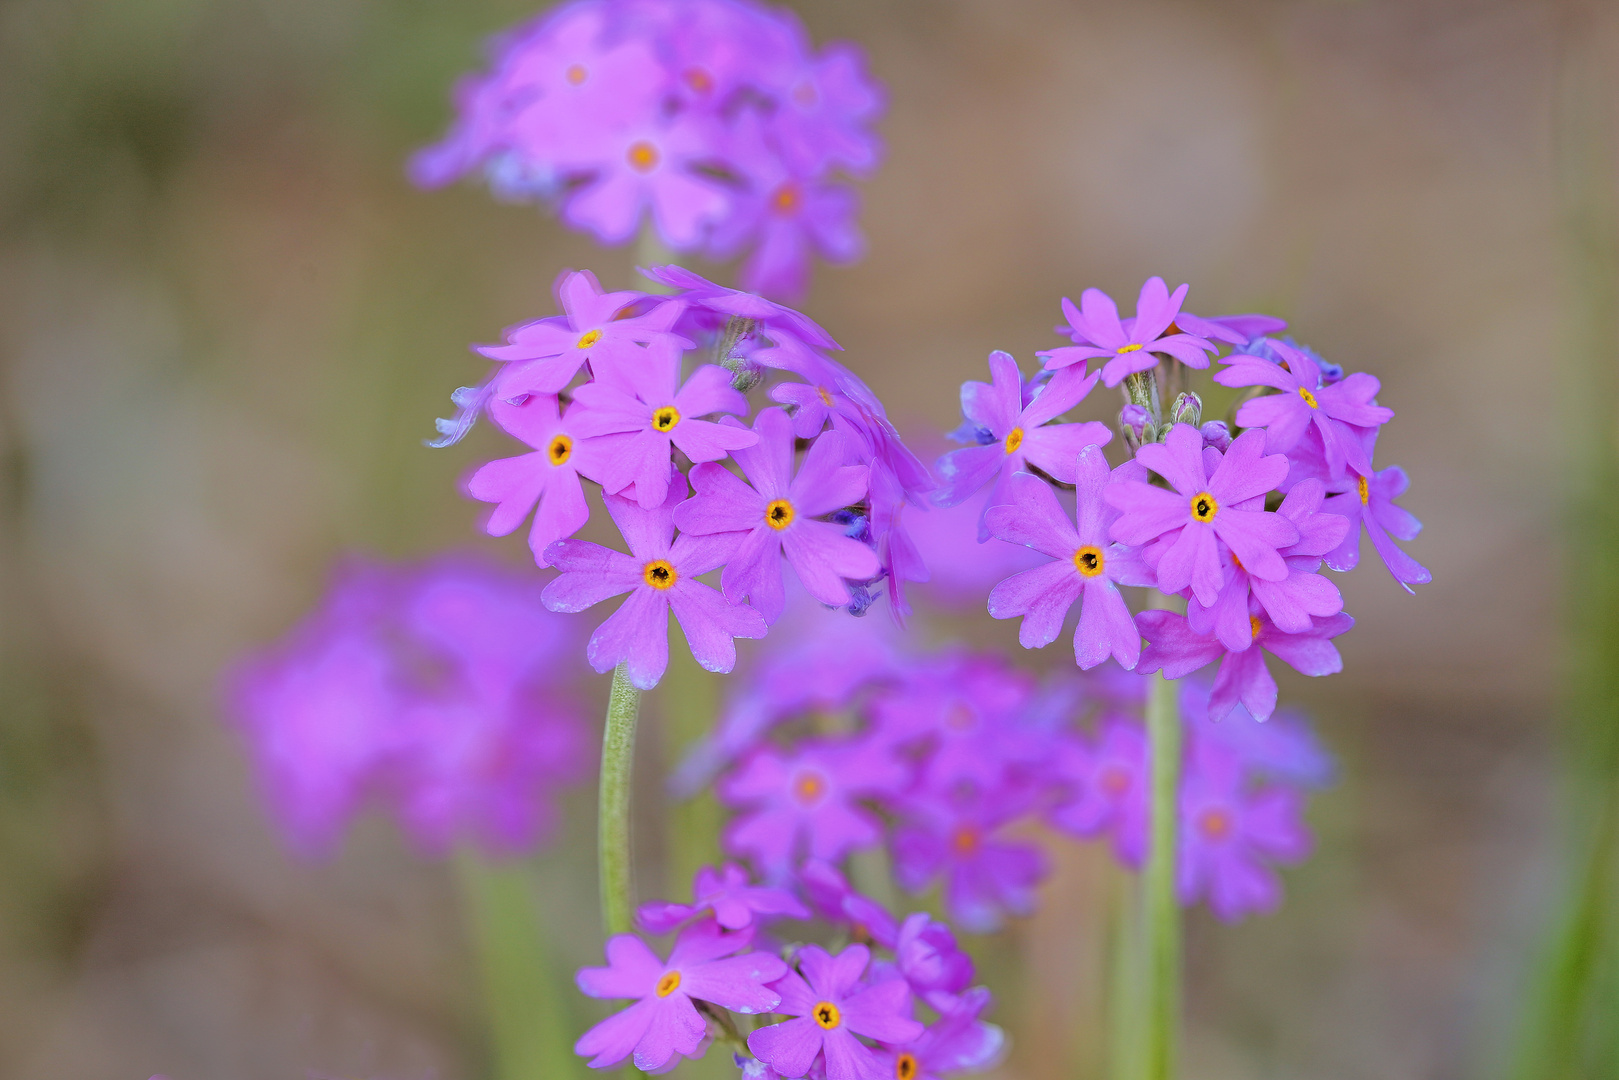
xmin=668 ymin=579 xmax=767 ymax=675
xmin=1135 ymin=424 xmax=1208 ymax=495
xmin=1019 ymin=422 xmax=1112 ymax=483
xmin=588 ymin=588 xmax=671 ymax=687
xmin=984 ymin=472 xmax=1080 ymax=557
xmin=748 ymin=1018 xmax=823 ymax=1078
xmin=1076 ymin=576 xmax=1139 ymax=670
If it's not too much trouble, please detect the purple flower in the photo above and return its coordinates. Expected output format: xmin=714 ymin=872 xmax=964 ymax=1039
xmin=574 ymin=920 xmax=788 ymax=1072
xmin=675 ymin=409 xmax=879 ymax=622
xmin=890 ymin=789 xmax=1049 ymax=933
xmin=765 ymin=42 xmax=886 ymax=177
xmin=746 ymin=944 xmax=923 ymax=1080
xmin=570 ymin=349 xmax=757 ymax=509
xmin=1040 ymin=278 xmax=1217 ymax=387
xmin=866 ymin=654 xmax=1039 ymax=790
xmin=644 ymin=265 xmax=842 ymax=373
xmin=934 ymin=351 xmax=1111 ymax=533
xmin=878 ymin=988 xmax=1005 ymax=1080
xmin=543 ymin=474 xmax=767 ymax=690
xmin=1105 ymin=424 xmax=1299 ymax=606
xmin=1173 ymin=311 xmax=1288 ymax=346
xmin=1047 ymin=716 xmax=1148 ymax=868
xmin=1319 ymin=445 xmax=1430 ymax=593
xmin=1136 ymin=608 xmax=1354 ymax=722
xmin=559 ymin=112 xmax=731 ymax=247
xmin=799 ymin=858 xmax=900 ymax=949
xmin=894 ymin=913 xmax=974 ymax=1001
xmin=719 ymin=738 xmax=906 ymax=872
xmin=476 ymin=269 xmax=690 ymax=397
xmin=1178 ymin=743 xmax=1312 ymax=921
xmin=985 ymin=448 xmax=1154 ymax=669
xmin=1180 ymin=682 xmax=1335 ymax=789
xmin=639 ymin=863 xmax=810 ymax=935
xmin=466 ymin=394 xmax=605 ymax=566
xmin=1214 ymin=338 xmax=1393 ymax=478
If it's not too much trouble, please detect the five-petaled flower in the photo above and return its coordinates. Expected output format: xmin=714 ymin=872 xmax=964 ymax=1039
xmin=1039 ymin=277 xmax=1218 ymax=387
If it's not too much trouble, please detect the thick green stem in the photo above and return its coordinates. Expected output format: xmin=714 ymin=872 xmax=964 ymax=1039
xmin=1139 ymin=593 xmax=1183 ymax=1080
xmin=455 ymin=852 xmax=580 ymax=1080
xmin=599 ymin=663 xmax=642 ymax=937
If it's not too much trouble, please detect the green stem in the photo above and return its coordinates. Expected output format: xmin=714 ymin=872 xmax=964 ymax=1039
xmin=599 ymin=663 xmax=642 ymax=937
xmin=1140 ymin=593 xmax=1182 ymax=1080
xmin=454 ymin=852 xmax=580 ymax=1080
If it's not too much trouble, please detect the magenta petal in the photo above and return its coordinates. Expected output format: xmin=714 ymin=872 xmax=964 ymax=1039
xmin=631 ymin=995 xmax=709 ymax=1072
xmin=748 ymin=1017 xmax=824 ymax=1078
xmin=577 ymin=934 xmax=664 ymax=999
xmin=574 ymin=997 xmax=657 ymax=1069
xmin=984 ymin=472 xmax=1080 ymax=557
xmin=1076 ymin=576 xmax=1139 ymax=670
xmin=588 ymin=588 xmax=671 ymax=687
xmin=668 ymin=579 xmax=767 ymax=675
xmin=988 ymin=561 xmax=1082 ymax=649
xmin=782 ymin=522 xmax=879 ymax=605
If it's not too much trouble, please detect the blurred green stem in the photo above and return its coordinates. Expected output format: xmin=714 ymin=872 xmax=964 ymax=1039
xmin=600 ymin=663 xmax=642 ymax=937
xmin=1105 ymin=859 xmax=1144 ymax=1080
xmin=1139 ymin=591 xmax=1182 ymax=1080
xmin=455 ymin=852 xmax=579 ymax=1080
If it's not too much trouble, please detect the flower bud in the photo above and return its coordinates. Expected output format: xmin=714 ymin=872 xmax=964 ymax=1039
xmin=1199 ymin=420 xmax=1233 ymax=451
xmin=1120 ymin=403 xmax=1149 ymax=441
xmin=723 ymin=353 xmax=764 ymax=393
xmin=1170 ymin=391 xmax=1203 ymax=428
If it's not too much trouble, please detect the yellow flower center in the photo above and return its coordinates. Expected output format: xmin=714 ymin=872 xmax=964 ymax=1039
xmin=576 ymin=328 xmax=603 ymax=350
xmin=652 ymin=406 xmax=680 ymax=432
xmin=951 ymin=826 xmax=980 ymax=856
xmin=771 ymin=182 xmax=802 ymax=214
xmin=1249 ymin=615 xmax=1263 ymax=639
xmin=1199 ymin=808 xmax=1233 ymax=841
xmin=1004 ymin=427 xmax=1024 ymax=454
xmin=1190 ymin=492 xmax=1219 ymax=523
xmin=548 ymin=434 xmax=573 ymax=466
xmin=627 ymin=140 xmax=659 ymax=173
xmin=814 ymin=1001 xmax=841 ymax=1029
xmin=655 ymin=970 xmax=681 ymax=997
xmin=643 ymin=560 xmax=677 ymax=590
xmin=1357 ymin=475 xmax=1370 ymax=504
xmin=1117 ymin=342 xmax=1144 ymax=354
xmin=1298 ymin=386 xmax=1319 ymax=409
xmin=1074 ymin=545 xmax=1104 ymax=577
xmin=766 ymin=499 xmax=795 ymax=530
xmin=896 ymin=1053 xmax=919 ymax=1080
xmin=565 ymin=64 xmax=588 ymax=86
xmin=793 ymin=771 xmax=826 ymax=805
xmin=817 ymin=385 xmax=834 ymax=406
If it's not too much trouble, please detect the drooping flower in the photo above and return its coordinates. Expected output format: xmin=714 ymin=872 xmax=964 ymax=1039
xmin=674 ymin=408 xmax=878 ymax=622
xmin=1318 ymin=439 xmax=1431 ymax=593
xmin=985 ymin=448 xmax=1153 ymax=669
xmin=1039 ymin=278 xmax=1218 ymax=387
xmin=542 ymin=474 xmax=768 ymax=690
xmin=1105 ymin=424 xmax=1299 ymax=606
xmin=466 ymin=394 xmax=606 ymax=566
xmin=574 ymin=920 xmax=787 ymax=1071
xmin=638 ymin=862 xmax=810 ymax=934
xmin=746 ymin=944 xmax=924 ymax=1080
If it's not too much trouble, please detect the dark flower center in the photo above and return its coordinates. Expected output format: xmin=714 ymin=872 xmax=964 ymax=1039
xmin=1190 ymin=492 xmax=1219 ymax=523
xmin=896 ymin=1053 xmax=919 ymax=1080
xmin=766 ymin=499 xmax=795 ymax=531
xmin=1074 ymin=545 xmax=1104 ymax=577
xmin=653 ymin=406 xmax=680 ymax=432
xmin=643 ymin=560 xmax=677 ymax=590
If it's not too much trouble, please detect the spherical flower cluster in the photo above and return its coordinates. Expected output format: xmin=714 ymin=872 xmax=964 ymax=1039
xmin=436 ymin=266 xmax=933 ymax=689
xmin=412 ymin=0 xmax=883 ymax=298
xmin=226 ymin=555 xmax=587 ymax=857
xmin=573 ymin=861 xmax=1004 ymax=1079
xmin=695 ymin=623 xmax=1332 ymax=927
xmin=941 ymin=277 xmax=1429 ymax=720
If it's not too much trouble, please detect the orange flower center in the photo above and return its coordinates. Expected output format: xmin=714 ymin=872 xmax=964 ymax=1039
xmin=652 ymin=406 xmax=680 ymax=432
xmin=793 ymin=771 xmax=827 ymax=805
xmin=655 ymin=970 xmax=681 ymax=997
xmin=1004 ymin=427 xmax=1024 ymax=454
xmin=1298 ymin=386 xmax=1319 ymax=409
xmin=1190 ymin=492 xmax=1219 ymax=523
xmin=627 ymin=140 xmax=659 ymax=173
xmin=1074 ymin=545 xmax=1104 ymax=577
xmin=643 ymin=560 xmax=677 ymax=590
xmin=683 ymin=67 xmax=714 ymax=94
xmin=1117 ymin=342 xmax=1143 ymax=354
xmin=1199 ymin=808 xmax=1233 ymax=840
xmin=766 ymin=499 xmax=795 ymax=530
xmin=896 ymin=1053 xmax=919 ymax=1080
xmin=576 ymin=328 xmax=603 ymax=350
xmin=1357 ymin=475 xmax=1370 ymax=504
xmin=952 ymin=826 xmax=980 ymax=856
xmin=771 ymin=182 xmax=802 ymax=214
xmin=1249 ymin=615 xmax=1263 ymax=639
xmin=813 ymin=1001 xmax=841 ymax=1029
xmin=565 ymin=63 xmax=588 ymax=86
xmin=548 ymin=434 xmax=572 ymax=466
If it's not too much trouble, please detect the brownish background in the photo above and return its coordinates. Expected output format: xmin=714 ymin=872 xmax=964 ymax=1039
xmin=0 ymin=0 xmax=1595 ymax=1077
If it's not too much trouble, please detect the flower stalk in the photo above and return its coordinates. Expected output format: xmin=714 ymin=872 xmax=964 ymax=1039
xmin=599 ymin=663 xmax=642 ymax=936
xmin=1140 ymin=591 xmax=1183 ymax=1080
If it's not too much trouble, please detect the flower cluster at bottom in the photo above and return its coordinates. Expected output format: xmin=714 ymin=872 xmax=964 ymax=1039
xmin=576 ymin=862 xmax=1003 ymax=1079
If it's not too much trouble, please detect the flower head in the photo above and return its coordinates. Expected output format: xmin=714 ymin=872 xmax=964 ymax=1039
xmin=1040 ymin=278 xmax=1218 ymax=387
xmin=466 ymin=394 xmax=605 ymax=566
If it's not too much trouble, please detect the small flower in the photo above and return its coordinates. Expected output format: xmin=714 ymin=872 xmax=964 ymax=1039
xmin=894 ymin=913 xmax=975 ymax=1002
xmin=1178 ymin=742 xmax=1312 ymax=921
xmin=1318 ymin=438 xmax=1430 ymax=593
xmin=574 ymin=920 xmax=788 ymax=1072
xmin=1105 ymin=424 xmax=1299 ymax=607
xmin=985 ymin=448 xmax=1154 ymax=670
xmin=935 ymin=350 xmax=1112 ymax=535
xmin=1179 ymin=681 xmax=1336 ymax=789
xmin=466 ymin=394 xmax=605 ymax=567
xmin=746 ymin=944 xmax=923 ymax=1080
xmin=1039 ymin=278 xmax=1218 ymax=387
xmin=878 ymin=987 xmax=1005 ymax=1080
xmin=890 ymin=788 xmax=1049 ymax=933
xmin=644 ymin=264 xmax=843 ymax=373
xmin=675 ymin=408 xmax=879 ymax=623
xmin=560 ymin=113 xmax=732 ymax=247
xmin=638 ymin=863 xmax=810 ymax=935
xmin=542 ymin=474 xmax=768 ymax=690
xmin=1046 ymin=717 xmax=1149 ymax=868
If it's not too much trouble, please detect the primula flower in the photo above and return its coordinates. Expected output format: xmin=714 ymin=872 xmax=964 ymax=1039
xmin=644 ymin=265 xmax=842 ymax=373
xmin=765 ymin=42 xmax=886 ymax=177
xmin=935 ymin=350 xmax=1111 ymax=534
xmin=746 ymin=944 xmax=923 ymax=1080
xmin=1179 ymin=682 xmax=1335 ymax=789
xmin=798 ymin=858 xmax=900 ymax=948
xmin=1040 ymin=278 xmax=1218 ymax=387
xmin=1319 ymin=443 xmax=1431 ymax=593
xmin=1046 ymin=717 xmax=1148 ymax=868
xmin=1214 ymin=338 xmax=1392 ymax=478
xmin=542 ymin=475 xmax=767 ymax=690
xmin=570 ymin=350 xmax=757 ymax=509
xmin=675 ymin=409 xmax=878 ymax=623
xmin=1177 ymin=743 xmax=1312 ymax=921
xmin=878 ymin=987 xmax=1005 ymax=1080
xmin=466 ymin=394 xmax=606 ymax=566
xmin=558 ymin=113 xmax=731 ymax=247
xmin=638 ymin=863 xmax=810 ymax=934
xmin=574 ymin=920 xmax=788 ymax=1072
xmin=985 ymin=449 xmax=1154 ymax=670
xmin=890 ymin=789 xmax=1049 ymax=933
xmin=1136 ymin=608 xmax=1354 ymax=722
xmin=865 ymin=653 xmax=1038 ymax=786
xmin=894 ymin=913 xmax=975 ymax=1003
xmin=1106 ymin=424 xmax=1299 ymax=606
xmin=719 ymin=738 xmax=906 ymax=872
xmin=476 ymin=269 xmax=689 ymax=397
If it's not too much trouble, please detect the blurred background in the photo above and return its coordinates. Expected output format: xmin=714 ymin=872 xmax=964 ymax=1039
xmin=0 ymin=0 xmax=1610 ymax=1077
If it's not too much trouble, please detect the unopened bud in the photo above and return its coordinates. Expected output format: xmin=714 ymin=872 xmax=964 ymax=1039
xmin=723 ymin=353 xmax=764 ymax=393
xmin=1199 ymin=420 xmax=1232 ymax=451
xmin=1170 ymin=391 xmax=1203 ymax=428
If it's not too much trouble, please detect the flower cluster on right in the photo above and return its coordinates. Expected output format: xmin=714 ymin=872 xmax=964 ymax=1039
xmin=938 ymin=277 xmax=1429 ymax=721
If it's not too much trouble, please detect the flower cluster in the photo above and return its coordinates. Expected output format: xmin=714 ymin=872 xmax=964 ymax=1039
xmin=694 ymin=621 xmax=1331 ymax=928
xmin=436 ymin=266 xmax=932 ymax=689
xmin=226 ymin=555 xmax=587 ymax=857
xmin=940 ymin=277 xmax=1429 ymax=720
xmin=574 ymin=861 xmax=1004 ymax=1079
xmin=412 ymin=0 xmax=883 ymax=298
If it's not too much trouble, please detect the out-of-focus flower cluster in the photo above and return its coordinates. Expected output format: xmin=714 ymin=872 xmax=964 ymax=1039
xmin=677 ymin=617 xmax=1331 ymax=930
xmin=227 ymin=555 xmax=587 ymax=857
xmin=574 ymin=859 xmax=1003 ymax=1079
xmin=434 ymin=266 xmax=933 ymax=690
xmin=412 ymin=0 xmax=883 ymax=299
xmin=935 ymin=277 xmax=1429 ymax=721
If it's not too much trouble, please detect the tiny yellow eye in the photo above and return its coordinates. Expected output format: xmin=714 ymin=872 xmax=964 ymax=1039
xmin=1074 ymin=545 xmax=1104 ymax=577
xmin=655 ymin=971 xmax=681 ymax=997
xmin=642 ymin=560 xmax=677 ymax=590
xmin=812 ymin=1001 xmax=841 ymax=1029
xmin=1190 ymin=492 xmax=1219 ymax=523
xmin=547 ymin=434 xmax=573 ymax=465
xmin=1004 ymin=427 xmax=1024 ymax=454
xmin=652 ymin=406 xmax=680 ymax=432
xmin=1298 ymin=386 xmax=1319 ymax=409
xmin=627 ymin=140 xmax=659 ymax=172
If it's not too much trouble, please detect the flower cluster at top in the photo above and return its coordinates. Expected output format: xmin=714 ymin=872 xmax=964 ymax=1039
xmin=412 ymin=0 xmax=882 ymax=299
xmin=672 ymin=605 xmax=1333 ymax=930
xmin=227 ymin=555 xmax=586 ymax=857
xmin=935 ymin=277 xmax=1429 ymax=721
xmin=434 ymin=266 xmax=933 ymax=690
xmin=574 ymin=859 xmax=1003 ymax=1079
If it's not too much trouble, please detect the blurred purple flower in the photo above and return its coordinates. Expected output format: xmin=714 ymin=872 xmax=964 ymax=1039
xmin=1047 ymin=716 xmax=1148 ymax=868
xmin=639 ymin=862 xmax=810 ymax=934
xmin=878 ymin=987 xmax=1005 ymax=1080
xmin=891 ymin=788 xmax=1049 ymax=933
xmin=1178 ymin=743 xmax=1312 ymax=921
